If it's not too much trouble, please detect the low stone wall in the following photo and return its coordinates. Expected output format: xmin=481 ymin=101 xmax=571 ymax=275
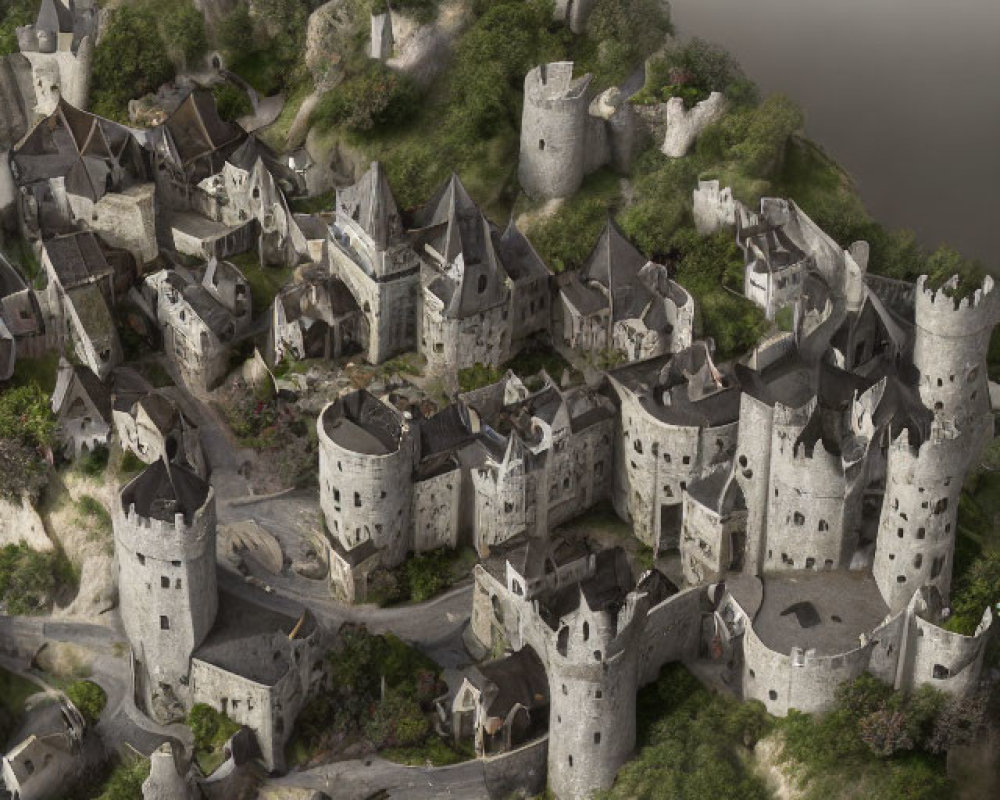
xmin=482 ymin=735 xmax=548 ymax=799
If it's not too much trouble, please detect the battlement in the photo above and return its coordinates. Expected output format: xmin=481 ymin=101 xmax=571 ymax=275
xmin=524 ymin=62 xmax=593 ymax=109
xmin=888 ymin=417 xmax=964 ymax=459
xmin=914 ymin=274 xmax=1000 ymax=337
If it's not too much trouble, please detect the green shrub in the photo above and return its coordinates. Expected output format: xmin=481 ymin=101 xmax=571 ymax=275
xmin=584 ymin=0 xmax=673 ymax=88
xmin=0 ymin=543 xmax=75 ymax=615
xmin=159 ymin=0 xmax=207 ymax=69
xmin=188 ymin=702 xmax=240 ymax=763
xmin=0 ymin=0 xmax=37 ymax=57
xmin=92 ymin=755 xmax=151 ymax=800
xmin=90 ymin=4 xmax=174 ymax=120
xmin=363 ymin=688 xmax=430 ymax=748
xmin=312 ymin=62 xmax=420 ymax=133
xmin=66 ymin=680 xmax=107 ymax=725
xmin=458 ymin=363 xmax=503 ymax=393
xmin=404 ymin=549 xmax=453 ymax=603
xmin=638 ymin=37 xmax=757 ymax=108
xmin=118 ymin=449 xmax=145 ymax=477
xmin=76 ymin=445 xmax=109 ymax=477
xmin=212 ymin=82 xmax=253 ymax=122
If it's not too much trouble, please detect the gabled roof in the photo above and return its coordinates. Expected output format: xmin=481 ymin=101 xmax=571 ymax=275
xmin=337 ymin=161 xmax=402 ymax=250
xmin=44 ymin=231 xmax=111 ymax=289
xmin=580 ymin=219 xmax=652 ymax=322
xmin=163 ymin=90 xmax=244 ymax=169
xmin=496 ymin=219 xmax=550 ymax=282
xmin=51 ymin=358 xmax=111 ymax=422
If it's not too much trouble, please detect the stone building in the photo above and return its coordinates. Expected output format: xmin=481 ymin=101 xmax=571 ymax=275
xmin=412 ymin=174 xmax=512 ymax=373
xmin=10 ymin=100 xmax=155 ymax=261
xmin=115 ymin=460 xmax=218 ymax=721
xmin=607 ymin=342 xmax=741 ymax=552
xmin=328 ymin=162 xmax=421 ymax=364
xmin=143 ymin=259 xmax=252 ymax=390
xmin=557 ymin=220 xmax=693 ymax=363
xmin=50 ymin=356 xmax=111 ymax=459
xmin=15 ymin=0 xmax=96 ymax=116
xmin=269 ymin=272 xmax=366 ymax=365
xmin=114 ymin=460 xmax=325 ymax=771
xmin=110 ymin=368 xmax=206 ymax=477
xmin=1 ymin=697 xmax=87 ymax=800
xmin=40 ymin=231 xmax=125 ymax=379
xmin=518 ymin=63 xmax=634 ymax=200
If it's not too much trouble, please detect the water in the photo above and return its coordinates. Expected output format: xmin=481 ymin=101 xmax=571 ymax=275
xmin=667 ymin=0 xmax=1000 ymax=270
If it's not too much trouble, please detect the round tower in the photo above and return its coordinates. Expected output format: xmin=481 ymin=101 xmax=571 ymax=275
xmin=872 ymin=424 xmax=967 ymax=613
xmin=544 ymin=593 xmax=644 ymax=800
xmin=318 ymin=390 xmax=416 ymax=573
xmin=519 ymin=62 xmax=592 ymax=199
xmin=114 ymin=459 xmax=217 ymax=720
xmin=912 ymin=274 xmax=999 ymax=430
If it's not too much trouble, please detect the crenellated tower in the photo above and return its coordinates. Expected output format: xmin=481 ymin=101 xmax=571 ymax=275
xmin=542 ymin=552 xmax=647 ymax=800
xmin=912 ymin=274 xmax=999 ymax=436
xmin=873 ymin=423 xmax=968 ymax=613
xmin=114 ymin=459 xmax=217 ymax=721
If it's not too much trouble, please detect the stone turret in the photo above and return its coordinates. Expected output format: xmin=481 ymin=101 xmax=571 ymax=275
xmin=912 ymin=274 xmax=1000 ymax=430
xmin=519 ymin=63 xmax=593 ymax=199
xmin=873 ymin=424 xmax=967 ymax=613
xmin=114 ymin=459 xmax=217 ymax=721
xmin=543 ymin=551 xmax=647 ymax=800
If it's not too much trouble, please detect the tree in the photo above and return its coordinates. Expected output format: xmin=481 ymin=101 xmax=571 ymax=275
xmin=90 ymin=5 xmax=174 ymax=120
xmin=0 ymin=0 xmax=38 ymax=57
xmin=159 ymin=1 xmax=208 ymax=69
xmin=66 ymin=680 xmax=107 ymax=725
xmin=363 ymin=688 xmax=430 ymax=748
xmin=859 ymin=708 xmax=914 ymax=757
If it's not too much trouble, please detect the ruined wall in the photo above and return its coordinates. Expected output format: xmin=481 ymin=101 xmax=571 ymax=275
xmin=742 ymin=622 xmax=874 ymax=716
xmin=637 ymin=587 xmax=704 ymax=686
xmin=680 ymin=490 xmax=746 ymax=584
xmin=420 ymin=291 xmax=511 ymax=373
xmin=114 ymin=488 xmax=218 ymax=716
xmin=899 ymin=605 xmax=992 ymax=698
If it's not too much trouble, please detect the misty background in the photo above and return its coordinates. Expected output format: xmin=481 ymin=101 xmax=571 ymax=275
xmin=667 ymin=0 xmax=1000 ymax=271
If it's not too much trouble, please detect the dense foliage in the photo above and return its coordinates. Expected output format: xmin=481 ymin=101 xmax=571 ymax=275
xmin=312 ymin=62 xmax=420 ymax=133
xmin=0 ymin=0 xmax=38 ymax=56
xmin=66 ymin=680 xmax=107 ymax=725
xmin=289 ymin=626 xmax=444 ymax=762
xmin=211 ymin=81 xmax=253 ymax=122
xmin=775 ymin=674 xmax=978 ymax=799
xmin=635 ymin=37 xmax=758 ymax=108
xmin=221 ymin=0 xmax=312 ymax=95
xmin=0 ymin=383 xmax=53 ymax=501
xmin=90 ymin=756 xmax=151 ymax=800
xmin=0 ymin=543 xmax=75 ymax=614
xmin=90 ymin=4 xmax=175 ymax=120
xmin=598 ymin=663 xmax=771 ymax=800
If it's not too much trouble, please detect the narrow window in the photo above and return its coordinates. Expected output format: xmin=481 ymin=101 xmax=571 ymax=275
xmin=161 ymin=576 xmax=170 ymax=589
xmin=354 ymin=492 xmax=361 ymax=507
xmin=594 ymin=732 xmax=601 ymax=745
xmin=160 ymin=616 xmax=170 ymax=630
xmin=539 ymin=139 xmax=545 ymax=150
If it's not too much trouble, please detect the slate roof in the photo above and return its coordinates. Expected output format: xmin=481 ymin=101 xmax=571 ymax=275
xmin=44 ymin=231 xmax=111 ymax=289
xmin=336 ymin=161 xmax=403 ymax=250
xmin=476 ymin=647 xmax=549 ymax=720
xmin=36 ymin=0 xmax=74 ymax=32
xmin=165 ymin=90 xmax=244 ymax=168
xmin=496 ymin=219 xmax=550 ymax=282
xmin=120 ymin=459 xmax=210 ymax=524
xmin=52 ymin=359 xmax=112 ymax=422
xmin=579 ymin=220 xmax=653 ymax=323
xmin=194 ymin=591 xmax=317 ymax=685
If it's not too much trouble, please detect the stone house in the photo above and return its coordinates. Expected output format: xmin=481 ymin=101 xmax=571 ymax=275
xmin=110 ymin=368 xmax=206 ymax=477
xmin=1 ymin=698 xmax=87 ymax=800
xmin=10 ymin=99 xmax=155 ymax=260
xmin=269 ymin=272 xmax=365 ymax=365
xmin=50 ymin=356 xmax=111 ymax=459
xmin=41 ymin=231 xmax=124 ymax=379
xmin=0 ymin=252 xmax=45 ymax=380
xmin=412 ymin=174 xmax=513 ymax=373
xmin=557 ymin=220 xmax=693 ymax=363
xmin=328 ymin=162 xmax=421 ymax=364
xmin=451 ymin=646 xmax=549 ymax=757
xmin=143 ymin=259 xmax=251 ymax=390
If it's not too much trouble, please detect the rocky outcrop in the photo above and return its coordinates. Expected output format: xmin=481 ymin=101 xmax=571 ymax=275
xmin=305 ymin=0 xmax=358 ymax=91
xmin=661 ymin=91 xmax=728 ymax=158
xmin=0 ymin=494 xmax=53 ymax=552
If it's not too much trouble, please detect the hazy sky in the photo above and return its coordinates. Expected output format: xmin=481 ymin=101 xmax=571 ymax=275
xmin=667 ymin=0 xmax=1000 ymax=269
